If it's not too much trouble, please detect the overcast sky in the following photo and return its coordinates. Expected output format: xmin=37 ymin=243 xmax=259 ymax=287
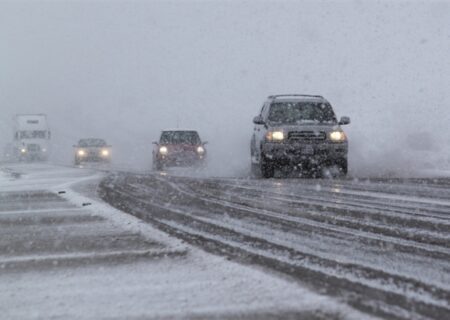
xmin=1 ymin=0 xmax=449 ymax=176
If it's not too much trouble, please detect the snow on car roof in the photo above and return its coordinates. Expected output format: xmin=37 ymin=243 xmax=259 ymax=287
xmin=78 ymin=138 xmax=107 ymax=143
xmin=78 ymin=138 xmax=107 ymax=147
xmin=271 ymin=96 xmax=326 ymax=102
xmin=161 ymin=129 xmax=199 ymax=132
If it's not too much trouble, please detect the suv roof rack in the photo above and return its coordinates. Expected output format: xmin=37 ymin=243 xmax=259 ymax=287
xmin=268 ymin=94 xmax=324 ymax=99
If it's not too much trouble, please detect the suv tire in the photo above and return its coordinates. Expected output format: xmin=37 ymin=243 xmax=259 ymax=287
xmin=338 ymin=158 xmax=348 ymax=176
xmin=260 ymin=156 xmax=274 ymax=178
xmin=154 ymin=160 xmax=163 ymax=171
xmin=250 ymin=163 xmax=261 ymax=178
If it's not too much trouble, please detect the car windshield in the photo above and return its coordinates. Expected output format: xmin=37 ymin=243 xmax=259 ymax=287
xmin=160 ymin=131 xmax=201 ymax=145
xmin=268 ymin=102 xmax=337 ymax=124
xmin=78 ymin=139 xmax=107 ymax=147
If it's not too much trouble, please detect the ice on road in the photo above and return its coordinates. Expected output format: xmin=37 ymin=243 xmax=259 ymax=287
xmin=0 ymin=164 xmax=366 ymax=320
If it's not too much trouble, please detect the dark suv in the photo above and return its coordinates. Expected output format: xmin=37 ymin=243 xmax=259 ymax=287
xmin=250 ymin=95 xmax=350 ymax=178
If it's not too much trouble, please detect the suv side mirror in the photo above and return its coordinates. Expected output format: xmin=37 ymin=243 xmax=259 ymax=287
xmin=253 ymin=115 xmax=265 ymax=125
xmin=202 ymin=141 xmax=208 ymax=145
xmin=339 ymin=116 xmax=350 ymax=125
xmin=152 ymin=141 xmax=158 ymax=145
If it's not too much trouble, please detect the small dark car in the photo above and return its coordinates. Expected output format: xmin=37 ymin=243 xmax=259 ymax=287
xmin=251 ymin=94 xmax=350 ymax=178
xmin=73 ymin=138 xmax=111 ymax=165
xmin=153 ymin=130 xmax=207 ymax=170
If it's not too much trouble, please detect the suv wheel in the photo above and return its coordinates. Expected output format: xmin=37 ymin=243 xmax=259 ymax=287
xmin=334 ymin=158 xmax=348 ymax=176
xmin=154 ymin=160 xmax=163 ymax=171
xmin=250 ymin=163 xmax=260 ymax=178
xmin=260 ymin=156 xmax=274 ymax=178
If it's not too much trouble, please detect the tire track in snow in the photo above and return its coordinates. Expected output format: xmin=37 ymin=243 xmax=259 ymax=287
xmin=99 ymin=173 xmax=450 ymax=320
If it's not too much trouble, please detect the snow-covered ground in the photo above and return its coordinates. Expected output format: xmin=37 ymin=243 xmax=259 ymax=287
xmin=0 ymin=163 xmax=370 ymax=319
xmin=99 ymin=166 xmax=450 ymax=319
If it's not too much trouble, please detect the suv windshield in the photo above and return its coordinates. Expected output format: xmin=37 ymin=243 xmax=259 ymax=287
xmin=268 ymin=102 xmax=337 ymax=124
xmin=160 ymin=131 xmax=201 ymax=145
xmin=78 ymin=139 xmax=107 ymax=147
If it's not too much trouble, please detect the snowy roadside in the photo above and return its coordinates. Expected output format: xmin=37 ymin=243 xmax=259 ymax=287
xmin=0 ymin=170 xmax=7 ymax=182
xmin=0 ymin=164 xmax=375 ymax=319
xmin=0 ymin=165 xmax=17 ymax=181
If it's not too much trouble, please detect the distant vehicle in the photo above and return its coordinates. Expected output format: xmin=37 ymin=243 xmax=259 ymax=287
xmin=251 ymin=94 xmax=350 ymax=178
xmin=12 ymin=114 xmax=51 ymax=161
xmin=153 ymin=130 xmax=207 ymax=170
xmin=73 ymin=138 xmax=111 ymax=165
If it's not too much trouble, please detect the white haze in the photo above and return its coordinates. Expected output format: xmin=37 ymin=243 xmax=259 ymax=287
xmin=1 ymin=0 xmax=449 ymax=177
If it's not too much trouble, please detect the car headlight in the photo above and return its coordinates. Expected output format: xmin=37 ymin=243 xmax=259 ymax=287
xmin=329 ymin=131 xmax=346 ymax=142
xmin=101 ymin=149 xmax=109 ymax=156
xmin=21 ymin=148 xmax=27 ymax=153
xmin=78 ymin=149 xmax=86 ymax=156
xmin=159 ymin=146 xmax=168 ymax=155
xmin=266 ymin=131 xmax=284 ymax=141
xmin=197 ymin=146 xmax=205 ymax=154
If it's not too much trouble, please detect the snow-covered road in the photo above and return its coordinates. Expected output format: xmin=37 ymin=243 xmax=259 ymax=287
xmin=0 ymin=164 xmax=367 ymax=320
xmin=100 ymin=170 xmax=450 ymax=320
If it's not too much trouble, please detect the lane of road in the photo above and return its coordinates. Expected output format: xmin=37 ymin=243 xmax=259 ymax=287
xmin=1 ymin=164 xmax=367 ymax=320
xmin=100 ymin=171 xmax=450 ymax=320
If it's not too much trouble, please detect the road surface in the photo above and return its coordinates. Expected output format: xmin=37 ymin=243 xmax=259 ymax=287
xmin=100 ymin=170 xmax=450 ymax=320
xmin=0 ymin=164 xmax=368 ymax=320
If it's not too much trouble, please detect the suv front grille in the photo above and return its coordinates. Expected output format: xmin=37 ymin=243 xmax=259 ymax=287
xmin=288 ymin=131 xmax=326 ymax=141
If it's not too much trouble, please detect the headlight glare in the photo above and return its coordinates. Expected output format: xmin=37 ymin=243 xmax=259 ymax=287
xmin=78 ymin=150 xmax=85 ymax=156
xmin=266 ymin=131 xmax=284 ymax=141
xmin=21 ymin=148 xmax=27 ymax=153
xmin=329 ymin=131 xmax=346 ymax=142
xmin=197 ymin=146 xmax=205 ymax=154
xmin=159 ymin=146 xmax=168 ymax=155
xmin=101 ymin=149 xmax=109 ymax=156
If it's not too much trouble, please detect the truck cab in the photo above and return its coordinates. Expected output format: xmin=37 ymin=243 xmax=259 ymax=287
xmin=13 ymin=114 xmax=51 ymax=161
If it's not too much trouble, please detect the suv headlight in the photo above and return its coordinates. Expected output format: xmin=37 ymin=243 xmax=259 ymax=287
xmin=78 ymin=149 xmax=86 ymax=156
xmin=196 ymin=146 xmax=205 ymax=154
xmin=329 ymin=131 xmax=346 ymax=142
xmin=159 ymin=146 xmax=168 ymax=155
xmin=101 ymin=149 xmax=109 ymax=156
xmin=266 ymin=131 xmax=285 ymax=141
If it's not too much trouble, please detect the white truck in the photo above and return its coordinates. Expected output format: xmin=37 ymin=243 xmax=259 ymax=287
xmin=12 ymin=114 xmax=51 ymax=161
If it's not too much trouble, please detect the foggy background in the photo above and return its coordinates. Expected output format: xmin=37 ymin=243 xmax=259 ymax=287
xmin=1 ymin=0 xmax=449 ymax=177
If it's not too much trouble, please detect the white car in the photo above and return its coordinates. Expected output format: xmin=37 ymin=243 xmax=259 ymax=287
xmin=74 ymin=138 xmax=111 ymax=165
